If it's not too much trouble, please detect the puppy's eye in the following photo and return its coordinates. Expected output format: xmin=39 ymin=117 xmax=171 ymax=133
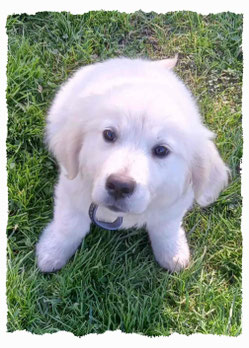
xmin=103 ymin=129 xmax=117 ymax=142
xmin=153 ymin=145 xmax=170 ymax=158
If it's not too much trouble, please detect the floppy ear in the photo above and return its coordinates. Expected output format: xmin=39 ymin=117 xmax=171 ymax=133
xmin=46 ymin=121 xmax=83 ymax=180
xmin=192 ymin=140 xmax=230 ymax=207
xmin=155 ymin=54 xmax=178 ymax=69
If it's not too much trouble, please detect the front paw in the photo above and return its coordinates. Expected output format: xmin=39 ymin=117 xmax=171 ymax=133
xmin=36 ymin=239 xmax=68 ymax=273
xmin=159 ymin=251 xmax=190 ymax=272
xmin=36 ymin=224 xmax=69 ymax=273
xmin=150 ymin=229 xmax=190 ymax=272
xmin=36 ymin=247 xmax=68 ymax=273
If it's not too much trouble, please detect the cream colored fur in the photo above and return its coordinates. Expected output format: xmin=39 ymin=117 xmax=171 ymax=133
xmin=36 ymin=57 xmax=229 ymax=273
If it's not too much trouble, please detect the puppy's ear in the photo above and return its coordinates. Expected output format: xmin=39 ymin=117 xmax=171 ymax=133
xmin=47 ymin=121 xmax=83 ymax=180
xmin=192 ymin=140 xmax=230 ymax=207
xmin=155 ymin=54 xmax=178 ymax=69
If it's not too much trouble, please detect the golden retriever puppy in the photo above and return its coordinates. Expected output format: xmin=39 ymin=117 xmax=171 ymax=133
xmin=36 ymin=57 xmax=229 ymax=272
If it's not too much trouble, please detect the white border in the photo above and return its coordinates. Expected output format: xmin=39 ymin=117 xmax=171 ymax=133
xmin=0 ymin=1 xmax=248 ymax=347
xmin=0 ymin=0 xmax=247 ymax=15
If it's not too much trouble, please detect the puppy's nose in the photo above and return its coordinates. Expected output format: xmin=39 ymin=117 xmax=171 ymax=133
xmin=106 ymin=174 xmax=136 ymax=199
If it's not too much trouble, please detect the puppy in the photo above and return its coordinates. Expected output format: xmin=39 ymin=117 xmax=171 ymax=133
xmin=36 ymin=56 xmax=229 ymax=273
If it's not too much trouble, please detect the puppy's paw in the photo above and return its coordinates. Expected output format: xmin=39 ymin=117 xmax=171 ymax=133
xmin=151 ymin=230 xmax=190 ymax=272
xmin=36 ymin=252 xmax=67 ymax=273
xmin=36 ymin=248 xmax=68 ymax=273
xmin=170 ymin=252 xmax=190 ymax=272
xmin=36 ymin=224 xmax=69 ymax=273
xmin=155 ymin=250 xmax=190 ymax=272
xmin=158 ymin=251 xmax=190 ymax=272
xmin=36 ymin=240 xmax=68 ymax=273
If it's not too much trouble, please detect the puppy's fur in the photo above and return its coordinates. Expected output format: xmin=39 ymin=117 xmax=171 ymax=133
xmin=36 ymin=57 xmax=229 ymax=273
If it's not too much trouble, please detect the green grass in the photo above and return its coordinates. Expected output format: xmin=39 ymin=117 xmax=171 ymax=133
xmin=6 ymin=11 xmax=242 ymax=336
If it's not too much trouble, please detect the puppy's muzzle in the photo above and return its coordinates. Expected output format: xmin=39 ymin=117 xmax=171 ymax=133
xmin=106 ymin=174 xmax=136 ymax=200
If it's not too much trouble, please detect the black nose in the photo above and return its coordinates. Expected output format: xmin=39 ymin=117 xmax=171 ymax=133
xmin=106 ymin=174 xmax=136 ymax=200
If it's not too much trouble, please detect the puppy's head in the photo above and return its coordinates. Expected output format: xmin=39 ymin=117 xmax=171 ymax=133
xmin=47 ymin=57 xmax=229 ymax=215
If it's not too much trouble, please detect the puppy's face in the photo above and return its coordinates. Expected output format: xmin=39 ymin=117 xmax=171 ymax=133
xmin=78 ymin=85 xmax=197 ymax=215
xmin=48 ymin=58 xmax=229 ymax=214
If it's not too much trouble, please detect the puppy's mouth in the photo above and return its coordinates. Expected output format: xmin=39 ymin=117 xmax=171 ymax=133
xmin=88 ymin=203 xmax=123 ymax=230
xmin=106 ymin=204 xmax=127 ymax=213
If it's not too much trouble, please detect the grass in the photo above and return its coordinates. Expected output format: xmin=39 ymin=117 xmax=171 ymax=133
xmin=6 ymin=11 xmax=242 ymax=336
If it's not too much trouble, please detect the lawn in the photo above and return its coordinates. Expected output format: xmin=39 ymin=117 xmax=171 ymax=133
xmin=6 ymin=11 xmax=242 ymax=336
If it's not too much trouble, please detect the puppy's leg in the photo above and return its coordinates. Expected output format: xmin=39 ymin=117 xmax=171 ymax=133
xmin=147 ymin=220 xmax=190 ymax=272
xmin=36 ymin=194 xmax=90 ymax=273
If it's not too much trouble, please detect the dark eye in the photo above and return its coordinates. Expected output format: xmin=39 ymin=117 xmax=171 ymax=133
xmin=103 ymin=129 xmax=117 ymax=142
xmin=153 ymin=145 xmax=170 ymax=158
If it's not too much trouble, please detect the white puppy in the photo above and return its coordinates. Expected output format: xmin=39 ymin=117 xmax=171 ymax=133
xmin=36 ymin=57 xmax=229 ymax=273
